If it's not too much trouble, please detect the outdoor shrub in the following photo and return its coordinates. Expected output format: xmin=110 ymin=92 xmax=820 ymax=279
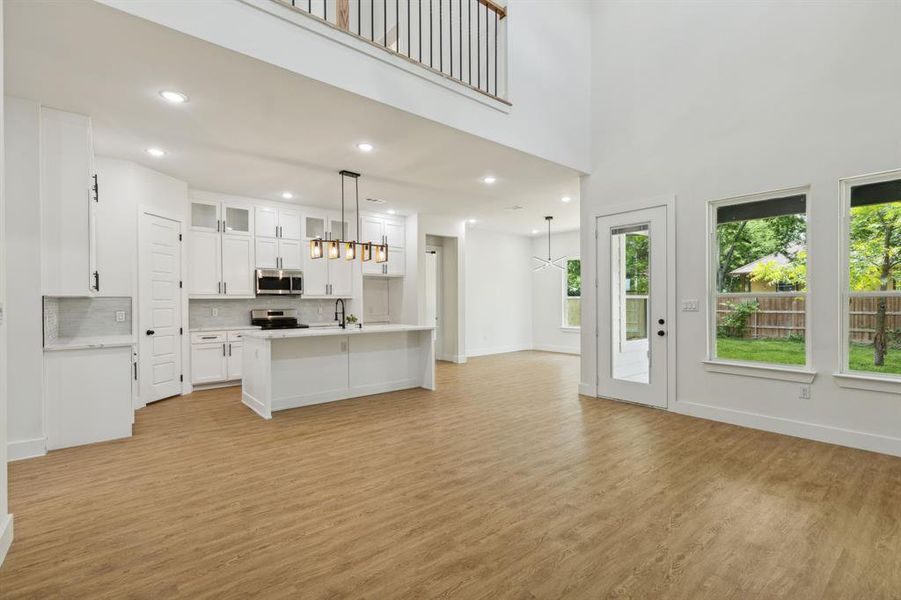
xmin=718 ymin=300 xmax=759 ymax=338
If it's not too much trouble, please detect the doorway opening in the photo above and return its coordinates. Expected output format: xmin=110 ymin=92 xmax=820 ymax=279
xmin=425 ymin=235 xmax=460 ymax=362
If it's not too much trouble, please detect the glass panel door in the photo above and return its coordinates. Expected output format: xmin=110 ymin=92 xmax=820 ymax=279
xmin=223 ymin=205 xmax=251 ymax=235
xmin=191 ymin=201 xmax=219 ymax=232
xmin=596 ymin=206 xmax=668 ymax=408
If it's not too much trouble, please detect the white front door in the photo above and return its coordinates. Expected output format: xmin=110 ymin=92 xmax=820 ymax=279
xmin=596 ymin=206 xmax=668 ymax=408
xmin=139 ymin=213 xmax=183 ymax=403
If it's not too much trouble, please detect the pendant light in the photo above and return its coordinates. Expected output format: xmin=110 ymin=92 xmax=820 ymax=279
xmin=311 ymin=169 xmax=387 ymax=264
xmin=532 ymin=216 xmax=565 ymax=272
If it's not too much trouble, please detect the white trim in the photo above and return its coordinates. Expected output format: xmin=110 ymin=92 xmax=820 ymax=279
xmin=707 ymin=185 xmax=812 ymax=370
xmin=833 ymin=372 xmax=901 ymax=394
xmin=673 ymin=399 xmax=901 ymax=458
xmin=702 ymin=360 xmax=816 ymax=383
xmin=561 ymin=257 xmax=581 ymax=329
xmin=238 ymin=0 xmax=511 ymax=113
xmin=532 ymin=344 xmax=580 ymax=355
xmin=8 ymin=437 xmax=47 ymax=461
xmin=838 ymin=168 xmax=901 ymax=381
xmin=559 ymin=326 xmax=580 ymax=333
xmin=0 ymin=514 xmax=13 ymax=568
xmin=466 ymin=343 xmax=533 ymax=358
xmin=578 ymin=381 xmax=596 ymax=397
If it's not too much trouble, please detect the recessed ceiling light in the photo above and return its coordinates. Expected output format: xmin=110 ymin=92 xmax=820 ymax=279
xmin=532 ymin=229 xmax=539 ymax=234
xmin=468 ymin=218 xmax=477 ymax=224
xmin=561 ymin=196 xmax=572 ymax=203
xmin=159 ymin=90 xmax=188 ymax=104
xmin=387 ymin=209 xmax=396 ymax=215
xmin=357 ymin=142 xmax=374 ymax=152
xmin=146 ymin=147 xmax=165 ymax=158
xmin=482 ymin=176 xmax=497 ymax=185
xmin=281 ymin=191 xmax=294 ymax=200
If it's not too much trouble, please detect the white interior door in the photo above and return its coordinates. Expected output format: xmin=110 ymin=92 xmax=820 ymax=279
xmin=139 ymin=213 xmax=183 ymax=403
xmin=596 ymin=206 xmax=668 ymax=408
xmin=424 ymin=249 xmax=442 ymax=359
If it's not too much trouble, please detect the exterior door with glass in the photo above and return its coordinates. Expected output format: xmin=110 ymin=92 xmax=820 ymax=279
xmin=596 ymin=206 xmax=668 ymax=408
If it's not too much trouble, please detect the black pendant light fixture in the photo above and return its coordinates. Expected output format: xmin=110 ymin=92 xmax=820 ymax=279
xmin=532 ymin=216 xmax=565 ymax=272
xmin=311 ymin=170 xmax=387 ymax=263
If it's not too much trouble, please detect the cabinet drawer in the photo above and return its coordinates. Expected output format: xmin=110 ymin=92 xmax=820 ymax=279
xmin=227 ymin=330 xmax=251 ymax=342
xmin=191 ymin=331 xmax=226 ymax=344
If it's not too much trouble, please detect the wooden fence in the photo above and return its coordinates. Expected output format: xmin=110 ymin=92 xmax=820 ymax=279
xmin=716 ymin=296 xmax=901 ymax=342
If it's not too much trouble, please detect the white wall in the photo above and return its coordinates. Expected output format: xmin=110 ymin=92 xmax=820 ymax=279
xmin=4 ymin=97 xmax=43 ymax=460
xmin=532 ymin=230 xmax=580 ymax=354
xmin=0 ymin=0 xmax=14 ymax=565
xmin=97 ymin=0 xmax=591 ymax=174
xmin=465 ymin=228 xmax=531 ymax=356
xmin=582 ymin=0 xmax=901 ymax=456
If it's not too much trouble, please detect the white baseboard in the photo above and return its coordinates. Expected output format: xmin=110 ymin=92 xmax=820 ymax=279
xmin=532 ymin=344 xmax=580 ymax=355
xmin=578 ymin=382 xmax=596 ymax=397
xmin=8 ymin=437 xmax=47 ymax=461
xmin=0 ymin=514 xmax=13 ymax=568
xmin=673 ymin=399 xmax=901 ymax=458
xmin=270 ymin=379 xmax=424 ymax=414
xmin=466 ymin=344 xmax=533 ymax=358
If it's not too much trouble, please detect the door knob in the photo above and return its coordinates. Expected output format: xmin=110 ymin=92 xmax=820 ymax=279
xmin=146 ymin=330 xmax=155 ymax=336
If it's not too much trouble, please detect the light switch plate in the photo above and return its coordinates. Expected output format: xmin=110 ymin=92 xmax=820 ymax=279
xmin=681 ymin=299 xmax=700 ymax=312
xmin=211 ymin=307 xmax=219 ymax=317
xmin=115 ymin=311 xmax=126 ymax=322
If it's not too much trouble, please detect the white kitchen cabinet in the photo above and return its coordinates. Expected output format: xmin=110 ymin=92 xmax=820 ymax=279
xmin=189 ymin=231 xmax=222 ymax=296
xmin=329 ymin=257 xmax=355 ymax=296
xmin=223 ymin=204 xmax=252 ymax=236
xmin=256 ymin=206 xmax=300 ymax=240
xmin=44 ymin=345 xmax=133 ymax=450
xmin=41 ymin=107 xmax=98 ymax=296
xmin=255 ymin=238 xmax=301 ymax=270
xmin=279 ymin=239 xmax=303 ymax=270
xmin=385 ymin=220 xmax=405 ymax=248
xmin=387 ymin=248 xmax=406 ymax=276
xmin=191 ymin=200 xmax=220 ymax=232
xmin=303 ymin=249 xmax=329 ymax=295
xmin=191 ymin=341 xmax=228 ymax=384
xmin=190 ymin=330 xmax=246 ymax=385
xmin=302 ymin=254 xmax=355 ymax=297
xmin=255 ymin=238 xmax=278 ymax=269
xmin=303 ymin=211 xmax=327 ymax=240
xmin=360 ymin=216 xmax=384 ymax=246
xmin=222 ymin=236 xmax=254 ymax=296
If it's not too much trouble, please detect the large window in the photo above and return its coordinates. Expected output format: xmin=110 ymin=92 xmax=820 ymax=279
xmin=710 ymin=190 xmax=808 ymax=367
xmin=842 ymin=173 xmax=901 ymax=377
xmin=563 ymin=258 xmax=581 ymax=328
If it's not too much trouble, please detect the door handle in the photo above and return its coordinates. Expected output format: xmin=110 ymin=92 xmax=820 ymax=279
xmin=228 ymin=343 xmax=232 ymax=357
xmin=657 ymin=330 xmax=665 ymax=337
xmin=223 ymin=281 xmax=227 ymax=295
xmin=146 ymin=330 xmax=155 ymax=335
xmin=223 ymin=343 xmax=226 ymax=356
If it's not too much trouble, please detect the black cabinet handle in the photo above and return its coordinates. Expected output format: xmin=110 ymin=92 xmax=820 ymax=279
xmin=133 ymin=362 xmax=137 ymax=380
xmin=93 ymin=271 xmax=100 ymax=292
xmin=146 ymin=329 xmax=155 ymax=336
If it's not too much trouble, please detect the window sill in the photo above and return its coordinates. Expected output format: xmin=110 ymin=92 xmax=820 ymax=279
xmin=702 ymin=360 xmax=817 ymax=383
xmin=560 ymin=327 xmax=581 ymax=333
xmin=833 ymin=372 xmax=901 ymax=395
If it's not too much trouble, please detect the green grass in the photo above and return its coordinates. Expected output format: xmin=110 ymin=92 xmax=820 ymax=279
xmin=716 ymin=337 xmax=901 ymax=375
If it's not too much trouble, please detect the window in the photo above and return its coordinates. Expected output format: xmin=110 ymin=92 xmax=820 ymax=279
xmin=842 ymin=173 xmax=901 ymax=377
xmin=563 ymin=258 xmax=581 ymax=328
xmin=710 ymin=190 xmax=809 ymax=367
xmin=622 ymin=231 xmax=649 ymax=341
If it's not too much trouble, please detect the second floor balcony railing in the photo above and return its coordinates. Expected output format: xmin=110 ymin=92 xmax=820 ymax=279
xmin=278 ymin=0 xmax=508 ymax=102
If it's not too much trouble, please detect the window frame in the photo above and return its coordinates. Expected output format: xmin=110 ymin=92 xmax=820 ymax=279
xmin=706 ymin=186 xmax=812 ymax=371
xmin=561 ymin=257 xmax=581 ymax=330
xmin=838 ymin=169 xmax=901 ymax=382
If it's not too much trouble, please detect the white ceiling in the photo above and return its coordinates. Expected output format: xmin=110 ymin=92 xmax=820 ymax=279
xmin=4 ymin=0 xmax=581 ymax=235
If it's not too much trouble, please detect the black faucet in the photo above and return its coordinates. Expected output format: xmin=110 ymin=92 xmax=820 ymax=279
xmin=335 ymin=298 xmax=346 ymax=329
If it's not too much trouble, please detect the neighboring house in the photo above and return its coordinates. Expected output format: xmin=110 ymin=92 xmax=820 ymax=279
xmin=729 ymin=244 xmax=803 ymax=292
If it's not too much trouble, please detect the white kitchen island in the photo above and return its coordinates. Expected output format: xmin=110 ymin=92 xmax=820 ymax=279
xmin=241 ymin=324 xmax=435 ymax=419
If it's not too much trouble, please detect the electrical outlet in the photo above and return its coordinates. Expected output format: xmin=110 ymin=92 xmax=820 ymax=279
xmin=211 ymin=307 xmax=219 ymax=317
xmin=799 ymin=384 xmax=811 ymax=399
xmin=681 ymin=299 xmax=699 ymax=312
xmin=115 ymin=311 xmax=126 ymax=323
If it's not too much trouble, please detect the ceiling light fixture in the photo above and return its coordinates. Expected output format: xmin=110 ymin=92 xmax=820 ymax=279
xmin=532 ymin=216 xmax=565 ymax=272
xmin=357 ymin=142 xmax=374 ymax=152
xmin=468 ymin=218 xmax=477 ymax=224
xmin=281 ymin=191 xmax=294 ymax=200
xmin=532 ymin=229 xmax=540 ymax=235
xmin=387 ymin=209 xmax=396 ymax=215
xmin=561 ymin=196 xmax=572 ymax=203
xmin=482 ymin=176 xmax=497 ymax=185
xmin=310 ymin=170 xmax=387 ymax=267
xmin=159 ymin=90 xmax=188 ymax=104
xmin=146 ymin=147 xmax=165 ymax=158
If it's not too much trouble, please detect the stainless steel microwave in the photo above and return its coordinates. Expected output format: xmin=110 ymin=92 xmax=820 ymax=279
xmin=255 ymin=269 xmax=303 ymax=296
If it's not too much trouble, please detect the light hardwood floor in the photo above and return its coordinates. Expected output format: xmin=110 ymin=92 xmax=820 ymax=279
xmin=2 ymin=351 xmax=900 ymax=599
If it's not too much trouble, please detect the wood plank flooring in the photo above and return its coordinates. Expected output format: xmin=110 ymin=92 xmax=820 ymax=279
xmin=1 ymin=351 xmax=900 ymax=599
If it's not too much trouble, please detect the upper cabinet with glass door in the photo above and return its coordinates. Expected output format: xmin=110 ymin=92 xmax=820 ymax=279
xmin=191 ymin=200 xmax=220 ymax=233
xmin=222 ymin=204 xmax=252 ymax=236
xmin=191 ymin=199 xmax=252 ymax=236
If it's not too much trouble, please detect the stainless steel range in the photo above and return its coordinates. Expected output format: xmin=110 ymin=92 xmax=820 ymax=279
xmin=250 ymin=308 xmax=309 ymax=330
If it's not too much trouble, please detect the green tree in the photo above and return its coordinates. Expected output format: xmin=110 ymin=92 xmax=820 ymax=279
xmin=625 ymin=234 xmax=649 ymax=294
xmin=567 ymin=259 xmax=581 ymax=297
xmin=716 ymin=215 xmax=806 ymax=291
xmin=849 ymin=203 xmax=901 ymax=365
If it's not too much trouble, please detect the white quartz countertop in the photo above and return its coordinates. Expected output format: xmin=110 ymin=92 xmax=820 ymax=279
xmin=44 ymin=335 xmax=136 ymax=352
xmin=244 ymin=324 xmax=435 ymax=340
xmin=189 ymin=325 xmax=262 ymax=332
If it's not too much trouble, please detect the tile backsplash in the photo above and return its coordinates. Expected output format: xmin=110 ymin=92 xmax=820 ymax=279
xmin=44 ymin=296 xmax=132 ymax=344
xmin=189 ymin=297 xmax=341 ymax=329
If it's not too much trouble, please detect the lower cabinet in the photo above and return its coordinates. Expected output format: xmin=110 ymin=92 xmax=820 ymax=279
xmin=191 ymin=330 xmax=246 ymax=385
xmin=44 ymin=345 xmax=134 ymax=450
